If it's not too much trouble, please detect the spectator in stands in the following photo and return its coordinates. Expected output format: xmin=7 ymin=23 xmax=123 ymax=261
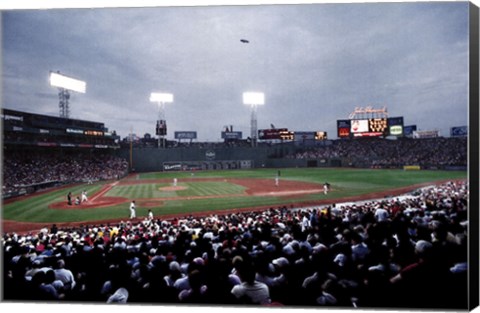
xmin=1 ymin=181 xmax=469 ymax=309
xmin=231 ymin=259 xmax=271 ymax=305
xmin=54 ymin=259 xmax=76 ymax=291
xmin=3 ymin=152 xmax=129 ymax=196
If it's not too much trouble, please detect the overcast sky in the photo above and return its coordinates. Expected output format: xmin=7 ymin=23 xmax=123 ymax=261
xmin=1 ymin=1 xmax=473 ymax=141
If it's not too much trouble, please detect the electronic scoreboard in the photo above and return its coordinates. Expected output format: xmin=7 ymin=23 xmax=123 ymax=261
xmin=337 ymin=117 xmax=404 ymax=138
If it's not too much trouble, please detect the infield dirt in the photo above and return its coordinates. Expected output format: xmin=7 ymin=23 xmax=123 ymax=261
xmin=2 ymin=177 xmax=459 ymax=234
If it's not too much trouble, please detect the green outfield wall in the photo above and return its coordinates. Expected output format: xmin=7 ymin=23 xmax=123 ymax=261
xmin=117 ymin=146 xmax=342 ymax=172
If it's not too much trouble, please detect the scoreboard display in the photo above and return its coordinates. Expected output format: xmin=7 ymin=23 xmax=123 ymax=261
xmin=260 ymin=129 xmax=326 ymax=141
xmin=338 ymin=116 xmax=405 ymax=138
xmin=279 ymin=130 xmax=294 ymax=140
xmin=351 ymin=118 xmax=388 ymax=137
xmin=258 ymin=128 xmax=290 ymax=140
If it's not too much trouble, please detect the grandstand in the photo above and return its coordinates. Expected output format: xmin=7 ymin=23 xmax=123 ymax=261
xmin=0 ymin=107 xmax=474 ymax=310
xmin=2 ymin=109 xmax=125 ymax=198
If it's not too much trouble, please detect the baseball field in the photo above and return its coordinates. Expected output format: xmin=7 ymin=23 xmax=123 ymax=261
xmin=2 ymin=167 xmax=467 ymax=233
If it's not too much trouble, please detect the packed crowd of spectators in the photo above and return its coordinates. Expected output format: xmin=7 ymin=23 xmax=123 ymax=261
xmin=2 ymin=181 xmax=468 ymax=309
xmin=287 ymin=137 xmax=467 ymax=168
xmin=2 ymin=152 xmax=129 ymax=195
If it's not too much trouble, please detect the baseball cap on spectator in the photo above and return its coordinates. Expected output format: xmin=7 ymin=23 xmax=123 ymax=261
xmin=282 ymin=244 xmax=295 ymax=255
xmin=415 ymin=240 xmax=432 ymax=258
xmin=272 ymin=257 xmax=289 ymax=268
xmin=203 ymin=232 xmax=214 ymax=240
xmin=333 ymin=253 xmax=347 ymax=267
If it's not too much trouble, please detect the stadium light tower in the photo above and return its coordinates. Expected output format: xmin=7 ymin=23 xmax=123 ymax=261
xmin=150 ymin=92 xmax=174 ymax=148
xmin=243 ymin=92 xmax=265 ymax=147
xmin=49 ymin=71 xmax=86 ymax=119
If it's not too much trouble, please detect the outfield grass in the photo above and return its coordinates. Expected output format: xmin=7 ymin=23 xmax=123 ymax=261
xmin=2 ymin=168 xmax=467 ymax=224
xmin=106 ymin=181 xmax=246 ymax=198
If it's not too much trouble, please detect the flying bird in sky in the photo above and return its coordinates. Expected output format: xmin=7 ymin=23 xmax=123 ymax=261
xmin=240 ymin=39 xmax=249 ymax=43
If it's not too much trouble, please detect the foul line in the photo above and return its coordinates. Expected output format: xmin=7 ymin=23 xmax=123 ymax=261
xmin=90 ymin=181 xmax=119 ymax=202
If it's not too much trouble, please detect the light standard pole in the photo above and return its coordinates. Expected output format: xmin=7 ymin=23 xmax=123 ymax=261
xmin=243 ymin=92 xmax=265 ymax=147
xmin=150 ymin=92 xmax=173 ymax=148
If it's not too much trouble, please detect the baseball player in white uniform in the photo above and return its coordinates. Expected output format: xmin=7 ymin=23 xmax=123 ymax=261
xmin=129 ymin=200 xmax=136 ymax=219
xmin=323 ymin=182 xmax=329 ymax=195
xmin=81 ymin=190 xmax=88 ymax=203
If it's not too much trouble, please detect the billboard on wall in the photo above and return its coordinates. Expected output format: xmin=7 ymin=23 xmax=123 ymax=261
xmin=389 ymin=125 xmax=404 ymax=136
xmin=387 ymin=117 xmax=404 ymax=136
xmin=413 ymin=130 xmax=439 ymax=138
xmin=404 ymin=125 xmax=417 ymax=136
xmin=450 ymin=126 xmax=467 ymax=137
xmin=174 ymin=131 xmax=197 ymax=139
xmin=221 ymin=131 xmax=242 ymax=139
xmin=294 ymin=131 xmax=328 ymax=141
xmin=294 ymin=132 xmax=315 ymax=141
xmin=337 ymin=120 xmax=351 ymax=138
xmin=258 ymin=128 xmax=288 ymax=139
xmin=156 ymin=120 xmax=167 ymax=136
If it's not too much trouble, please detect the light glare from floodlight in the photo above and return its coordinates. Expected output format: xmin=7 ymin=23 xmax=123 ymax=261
xmin=49 ymin=72 xmax=86 ymax=93
xmin=243 ymin=92 xmax=265 ymax=105
xmin=150 ymin=93 xmax=174 ymax=103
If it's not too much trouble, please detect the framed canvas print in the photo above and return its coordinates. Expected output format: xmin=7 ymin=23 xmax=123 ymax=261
xmin=1 ymin=1 xmax=479 ymax=312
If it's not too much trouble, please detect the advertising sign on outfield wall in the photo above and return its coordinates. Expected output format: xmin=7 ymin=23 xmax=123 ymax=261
xmin=205 ymin=150 xmax=216 ymax=160
xmin=163 ymin=163 xmax=182 ymax=171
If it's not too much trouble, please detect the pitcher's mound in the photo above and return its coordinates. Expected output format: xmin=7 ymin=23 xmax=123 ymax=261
xmin=159 ymin=186 xmax=188 ymax=191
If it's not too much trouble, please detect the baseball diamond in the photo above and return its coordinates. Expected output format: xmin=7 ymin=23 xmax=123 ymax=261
xmin=0 ymin=109 xmax=473 ymax=311
xmin=1 ymin=3 xmax=477 ymax=310
xmin=2 ymin=168 xmax=467 ymax=233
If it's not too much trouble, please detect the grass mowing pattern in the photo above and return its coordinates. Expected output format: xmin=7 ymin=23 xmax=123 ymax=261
xmin=2 ymin=184 xmax=103 ymax=223
xmin=2 ymin=168 xmax=467 ymax=223
xmin=106 ymin=181 xmax=246 ymax=198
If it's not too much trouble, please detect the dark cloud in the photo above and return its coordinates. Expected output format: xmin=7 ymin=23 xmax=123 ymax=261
xmin=1 ymin=1 xmax=470 ymax=140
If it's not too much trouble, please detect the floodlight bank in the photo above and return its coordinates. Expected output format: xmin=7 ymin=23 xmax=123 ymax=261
xmin=243 ymin=92 xmax=265 ymax=105
xmin=49 ymin=72 xmax=86 ymax=93
xmin=150 ymin=93 xmax=174 ymax=103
